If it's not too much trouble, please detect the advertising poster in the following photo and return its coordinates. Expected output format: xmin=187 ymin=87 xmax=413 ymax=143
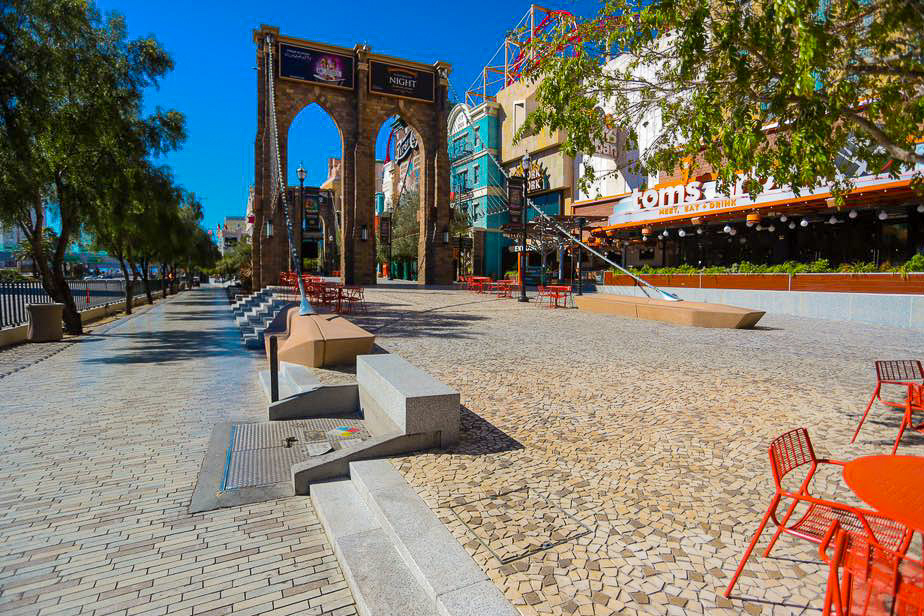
xmin=369 ymin=60 xmax=435 ymax=102
xmin=279 ymin=42 xmax=354 ymax=90
xmin=507 ymin=176 xmax=525 ymax=226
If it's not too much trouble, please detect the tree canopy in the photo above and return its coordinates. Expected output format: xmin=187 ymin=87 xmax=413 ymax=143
xmin=0 ymin=1 xmax=210 ymax=331
xmin=519 ymin=0 xmax=924 ymax=199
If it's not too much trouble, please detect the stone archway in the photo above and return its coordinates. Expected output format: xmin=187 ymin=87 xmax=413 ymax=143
xmin=252 ymin=25 xmax=453 ymax=288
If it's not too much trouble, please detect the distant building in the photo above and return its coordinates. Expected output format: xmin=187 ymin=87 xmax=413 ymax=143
xmin=217 ymin=216 xmax=247 ymax=256
xmin=0 ymin=223 xmax=27 ymax=268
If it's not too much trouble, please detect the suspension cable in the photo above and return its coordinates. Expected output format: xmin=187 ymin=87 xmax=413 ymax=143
xmin=265 ymin=35 xmax=313 ymax=312
xmin=445 ymin=78 xmax=680 ymax=301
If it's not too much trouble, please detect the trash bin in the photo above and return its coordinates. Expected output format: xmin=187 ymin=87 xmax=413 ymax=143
xmin=27 ymin=303 xmax=64 ymax=342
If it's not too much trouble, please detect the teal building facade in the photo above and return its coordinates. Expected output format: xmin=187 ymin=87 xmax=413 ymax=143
xmin=448 ymin=102 xmax=513 ymax=279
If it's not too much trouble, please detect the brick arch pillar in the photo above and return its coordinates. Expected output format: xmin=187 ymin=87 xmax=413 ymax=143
xmin=418 ymin=65 xmax=453 ymax=285
xmin=340 ymin=45 xmax=377 ymax=286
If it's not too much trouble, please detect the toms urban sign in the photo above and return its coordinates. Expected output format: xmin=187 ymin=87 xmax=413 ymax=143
xmin=369 ymin=60 xmax=435 ymax=102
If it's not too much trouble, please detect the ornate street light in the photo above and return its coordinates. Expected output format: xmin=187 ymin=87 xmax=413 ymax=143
xmin=518 ymin=152 xmax=531 ymax=302
xmin=296 ymin=162 xmax=306 ymax=270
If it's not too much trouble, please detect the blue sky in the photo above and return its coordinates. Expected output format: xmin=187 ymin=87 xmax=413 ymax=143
xmin=94 ymin=0 xmax=601 ymax=234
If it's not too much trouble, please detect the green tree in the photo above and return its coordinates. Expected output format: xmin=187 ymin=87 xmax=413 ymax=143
xmin=0 ymin=0 xmax=184 ymax=333
xmin=519 ymin=0 xmax=924 ymax=199
xmin=390 ymin=190 xmax=420 ymax=261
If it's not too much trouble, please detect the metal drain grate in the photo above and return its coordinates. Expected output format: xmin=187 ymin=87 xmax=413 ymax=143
xmin=450 ymin=487 xmax=593 ymax=564
xmin=220 ymin=419 xmax=370 ymax=491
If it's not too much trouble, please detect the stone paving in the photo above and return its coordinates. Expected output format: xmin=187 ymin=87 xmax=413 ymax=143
xmin=0 ymin=288 xmax=357 ymax=616
xmin=337 ymin=286 xmax=924 ymax=616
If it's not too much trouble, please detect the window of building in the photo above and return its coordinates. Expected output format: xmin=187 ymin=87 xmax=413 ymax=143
xmin=473 ymin=126 xmax=481 ymax=149
xmin=453 ymin=136 xmax=466 ymax=158
xmin=456 ymin=170 xmax=468 ymax=191
xmin=513 ymin=101 xmax=526 ymax=134
xmin=473 ymin=165 xmax=480 ymax=185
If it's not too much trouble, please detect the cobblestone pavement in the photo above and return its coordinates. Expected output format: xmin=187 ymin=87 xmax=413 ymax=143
xmin=0 ymin=288 xmax=356 ymax=616
xmin=342 ymin=286 xmax=924 ymax=616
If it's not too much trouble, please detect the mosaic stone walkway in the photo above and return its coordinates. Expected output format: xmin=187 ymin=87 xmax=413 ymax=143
xmin=343 ymin=286 xmax=924 ymax=616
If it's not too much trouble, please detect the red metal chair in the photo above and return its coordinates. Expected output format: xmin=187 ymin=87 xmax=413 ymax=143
xmin=724 ymin=428 xmax=909 ymax=598
xmin=890 ymin=383 xmax=924 ymax=455
xmin=852 ymin=361 xmax=924 ymax=444
xmin=821 ymin=523 xmax=923 ymax=616
xmin=340 ymin=286 xmax=367 ymax=314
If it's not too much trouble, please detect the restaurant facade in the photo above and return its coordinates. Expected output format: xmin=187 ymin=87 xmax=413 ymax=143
xmin=578 ymin=153 xmax=924 ymax=269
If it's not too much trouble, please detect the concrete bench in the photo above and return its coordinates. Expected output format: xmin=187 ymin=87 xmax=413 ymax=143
xmin=357 ymin=354 xmax=460 ymax=448
xmin=575 ymin=293 xmax=764 ymax=329
xmin=264 ymin=306 xmax=375 ymax=368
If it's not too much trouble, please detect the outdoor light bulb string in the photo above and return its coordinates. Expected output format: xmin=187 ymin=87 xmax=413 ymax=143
xmin=445 ymin=78 xmax=681 ymax=302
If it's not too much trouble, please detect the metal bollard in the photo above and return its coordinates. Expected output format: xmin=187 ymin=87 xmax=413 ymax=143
xmin=269 ymin=335 xmax=279 ymax=403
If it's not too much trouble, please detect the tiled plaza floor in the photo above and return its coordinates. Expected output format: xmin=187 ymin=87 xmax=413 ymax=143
xmin=342 ymin=286 xmax=924 ymax=616
xmin=0 ymin=288 xmax=356 ymax=616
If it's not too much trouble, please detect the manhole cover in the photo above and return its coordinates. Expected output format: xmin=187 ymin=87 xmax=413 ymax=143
xmin=450 ymin=487 xmax=593 ymax=564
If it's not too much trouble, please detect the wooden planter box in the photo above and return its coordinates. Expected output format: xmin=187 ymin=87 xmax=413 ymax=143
xmin=602 ymin=272 xmax=924 ymax=294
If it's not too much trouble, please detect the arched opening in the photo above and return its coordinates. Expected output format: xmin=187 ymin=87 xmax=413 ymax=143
xmin=374 ymin=115 xmax=426 ymax=280
xmin=286 ymin=103 xmax=342 ymax=276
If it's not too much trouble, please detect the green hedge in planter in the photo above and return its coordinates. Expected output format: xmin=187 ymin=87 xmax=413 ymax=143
xmin=616 ymin=256 xmax=924 ymax=277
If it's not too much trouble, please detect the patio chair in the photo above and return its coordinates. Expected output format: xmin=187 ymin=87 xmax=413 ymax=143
xmin=852 ymin=360 xmax=924 ymax=444
xmin=724 ymin=428 xmax=909 ymax=598
xmin=890 ymin=383 xmax=924 ymax=455
xmin=821 ymin=522 xmax=923 ymax=616
xmin=340 ymin=286 xmax=367 ymax=314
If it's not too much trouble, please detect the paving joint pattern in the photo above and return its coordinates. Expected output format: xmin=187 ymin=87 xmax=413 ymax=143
xmin=343 ymin=286 xmax=924 ymax=616
xmin=0 ymin=287 xmax=357 ymax=616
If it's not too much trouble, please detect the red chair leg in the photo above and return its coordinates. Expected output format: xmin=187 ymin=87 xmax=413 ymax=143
xmin=762 ymin=487 xmax=807 ymax=558
xmin=851 ymin=383 xmax=881 ymax=443
xmin=891 ymin=414 xmax=909 ymax=455
xmin=724 ymin=496 xmax=779 ymax=598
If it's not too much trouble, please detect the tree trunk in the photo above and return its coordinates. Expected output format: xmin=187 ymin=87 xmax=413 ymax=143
xmin=25 ymin=195 xmax=82 ymax=335
xmin=118 ymin=257 xmax=133 ymax=315
xmin=139 ymin=259 xmax=153 ymax=304
xmin=160 ymin=262 xmax=169 ymax=296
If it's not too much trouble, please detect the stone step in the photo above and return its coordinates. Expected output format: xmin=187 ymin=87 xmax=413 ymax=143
xmin=258 ymin=362 xmax=320 ymax=402
xmin=312 ymin=460 xmax=517 ymax=616
xmin=311 ymin=480 xmax=440 ymax=616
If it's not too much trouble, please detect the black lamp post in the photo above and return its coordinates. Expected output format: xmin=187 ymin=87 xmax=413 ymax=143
xmin=296 ymin=162 xmax=306 ymax=272
xmin=518 ymin=152 xmax=530 ymax=302
xmin=575 ymin=216 xmax=586 ymax=295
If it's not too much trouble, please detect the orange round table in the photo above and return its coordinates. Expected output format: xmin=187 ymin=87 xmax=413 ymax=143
xmin=843 ymin=455 xmax=924 ymax=531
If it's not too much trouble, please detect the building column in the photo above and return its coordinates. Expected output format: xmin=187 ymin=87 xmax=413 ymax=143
xmin=418 ymin=66 xmax=453 ymax=285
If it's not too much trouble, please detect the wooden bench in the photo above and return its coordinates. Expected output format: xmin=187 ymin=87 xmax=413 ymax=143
xmin=265 ymin=307 xmax=375 ymax=367
xmin=574 ymin=294 xmax=764 ymax=329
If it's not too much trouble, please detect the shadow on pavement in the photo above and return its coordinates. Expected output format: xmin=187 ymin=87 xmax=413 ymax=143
xmin=448 ymin=406 xmax=524 ymax=455
xmin=85 ymin=328 xmax=242 ymax=364
xmin=348 ymin=301 xmax=488 ymax=340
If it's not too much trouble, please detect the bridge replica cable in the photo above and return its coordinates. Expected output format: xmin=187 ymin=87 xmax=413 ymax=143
xmin=265 ymin=35 xmax=314 ymax=316
xmin=445 ymin=79 xmax=680 ymax=302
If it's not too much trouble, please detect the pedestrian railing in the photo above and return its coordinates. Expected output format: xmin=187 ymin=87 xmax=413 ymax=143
xmin=0 ymin=279 xmax=163 ymax=329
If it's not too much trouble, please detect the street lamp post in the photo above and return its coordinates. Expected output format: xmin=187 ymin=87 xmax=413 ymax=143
xmin=575 ymin=216 xmax=586 ymax=296
xmin=296 ymin=162 xmax=306 ymax=273
xmin=518 ymin=152 xmax=530 ymax=302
